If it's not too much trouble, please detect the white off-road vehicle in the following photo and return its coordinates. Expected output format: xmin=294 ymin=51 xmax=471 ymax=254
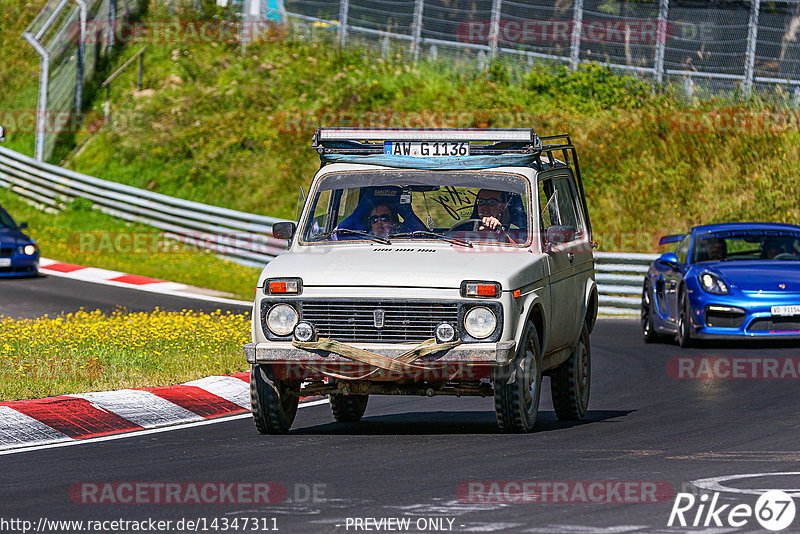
xmin=244 ymin=128 xmax=597 ymax=433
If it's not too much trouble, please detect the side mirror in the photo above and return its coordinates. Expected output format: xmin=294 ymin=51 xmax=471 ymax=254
xmin=546 ymin=225 xmax=576 ymax=247
xmin=272 ymin=221 xmax=296 ymax=240
xmin=18 ymin=222 xmax=28 ymax=229
xmin=658 ymin=252 xmax=680 ymax=270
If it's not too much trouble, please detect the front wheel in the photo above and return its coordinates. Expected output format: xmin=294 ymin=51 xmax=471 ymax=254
xmin=641 ymin=281 xmax=658 ymax=343
xmin=676 ymin=289 xmax=695 ymax=348
xmin=250 ymin=364 xmax=300 ymax=434
xmin=494 ymin=321 xmax=542 ymax=433
xmin=551 ymin=323 xmax=591 ymax=421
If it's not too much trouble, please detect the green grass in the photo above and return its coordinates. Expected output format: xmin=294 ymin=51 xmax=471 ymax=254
xmin=0 ymin=189 xmax=260 ymax=300
xmin=5 ymin=0 xmax=800 ymax=256
xmin=0 ymin=308 xmax=249 ymax=400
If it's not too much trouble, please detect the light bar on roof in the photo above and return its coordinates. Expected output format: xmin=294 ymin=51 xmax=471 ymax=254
xmin=316 ymin=127 xmax=535 ymax=143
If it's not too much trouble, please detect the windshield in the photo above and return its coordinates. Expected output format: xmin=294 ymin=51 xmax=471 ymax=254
xmin=0 ymin=208 xmax=16 ymax=229
xmin=299 ymin=170 xmax=531 ymax=246
xmin=693 ymin=231 xmax=800 ymax=262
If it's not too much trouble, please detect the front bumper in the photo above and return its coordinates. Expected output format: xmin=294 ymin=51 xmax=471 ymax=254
xmin=244 ymin=340 xmax=516 ymax=381
xmin=690 ymin=291 xmax=800 ymax=338
xmin=0 ymin=255 xmax=38 ymax=277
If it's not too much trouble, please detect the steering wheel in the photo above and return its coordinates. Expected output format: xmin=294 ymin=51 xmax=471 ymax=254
xmin=772 ymin=252 xmax=797 ymax=260
xmin=448 ymin=219 xmax=484 ymax=232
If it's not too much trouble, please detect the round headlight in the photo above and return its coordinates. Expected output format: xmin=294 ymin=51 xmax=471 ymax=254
xmin=435 ymin=322 xmax=456 ymax=343
xmin=293 ymin=321 xmax=315 ymax=343
xmin=267 ymin=304 xmax=299 ymax=336
xmin=464 ymin=307 xmax=497 ymax=339
xmin=23 ymin=244 xmax=36 ymax=256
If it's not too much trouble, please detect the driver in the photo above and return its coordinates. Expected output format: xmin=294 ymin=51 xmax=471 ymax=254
xmin=474 ymin=189 xmax=509 ymax=231
xmin=762 ymin=237 xmax=794 ymax=259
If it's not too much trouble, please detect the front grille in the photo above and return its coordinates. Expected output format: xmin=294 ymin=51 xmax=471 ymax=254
xmin=705 ymin=307 xmax=746 ymax=328
xmin=301 ymin=300 xmax=459 ymax=343
xmin=748 ymin=317 xmax=800 ymax=332
xmin=0 ymin=247 xmax=13 ymax=258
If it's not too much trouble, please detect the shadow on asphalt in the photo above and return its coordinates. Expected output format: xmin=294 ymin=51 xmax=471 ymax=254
xmin=291 ymin=409 xmax=633 ymax=435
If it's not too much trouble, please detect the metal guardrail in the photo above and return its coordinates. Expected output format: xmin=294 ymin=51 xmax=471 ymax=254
xmin=595 ymin=251 xmax=656 ymax=316
xmin=0 ymin=144 xmax=652 ymax=312
xmin=0 ymin=146 xmax=288 ymax=268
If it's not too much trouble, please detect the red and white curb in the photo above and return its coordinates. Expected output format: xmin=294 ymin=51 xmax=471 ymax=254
xmin=0 ymin=372 xmax=322 ymax=452
xmin=38 ymin=257 xmax=251 ymax=306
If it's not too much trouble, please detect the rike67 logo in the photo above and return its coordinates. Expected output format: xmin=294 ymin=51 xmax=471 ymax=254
xmin=668 ymin=491 xmax=796 ymax=531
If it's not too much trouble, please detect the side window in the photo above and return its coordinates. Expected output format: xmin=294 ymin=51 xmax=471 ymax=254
xmin=304 ymin=189 xmax=332 ymax=239
xmin=553 ymin=177 xmax=581 ymax=233
xmin=538 ymin=177 xmax=558 ymax=231
xmin=676 ymin=234 xmax=690 ymax=264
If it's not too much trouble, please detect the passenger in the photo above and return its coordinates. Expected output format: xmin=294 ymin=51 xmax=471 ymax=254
xmin=368 ymin=203 xmax=400 ymax=237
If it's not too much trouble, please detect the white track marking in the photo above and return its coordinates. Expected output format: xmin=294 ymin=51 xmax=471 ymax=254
xmin=184 ymin=375 xmax=252 ymax=408
xmin=0 ymin=399 xmax=330 ymax=456
xmin=0 ymin=406 xmax=70 ymax=446
xmin=692 ymin=472 xmax=800 ymax=497
xmin=68 ymin=389 xmax=204 ymax=428
xmin=39 ymin=259 xmax=251 ymax=307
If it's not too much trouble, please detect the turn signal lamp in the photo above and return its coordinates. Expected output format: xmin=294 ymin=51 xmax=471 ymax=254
xmin=462 ymin=281 xmax=501 ymax=298
xmin=265 ymin=278 xmax=302 ymax=295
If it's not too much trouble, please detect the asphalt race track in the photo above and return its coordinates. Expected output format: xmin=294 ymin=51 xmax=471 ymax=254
xmin=0 ymin=275 xmax=249 ymax=318
xmin=2 ymin=276 xmax=800 ymax=533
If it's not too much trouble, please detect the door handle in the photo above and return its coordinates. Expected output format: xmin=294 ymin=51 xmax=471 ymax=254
xmin=567 ymin=253 xmax=574 ymax=264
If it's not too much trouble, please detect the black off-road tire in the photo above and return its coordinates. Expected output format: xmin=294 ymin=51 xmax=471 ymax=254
xmin=329 ymin=394 xmax=369 ymax=422
xmin=551 ymin=323 xmax=591 ymax=421
xmin=494 ymin=321 xmax=542 ymax=433
xmin=250 ymin=364 xmax=300 ymax=434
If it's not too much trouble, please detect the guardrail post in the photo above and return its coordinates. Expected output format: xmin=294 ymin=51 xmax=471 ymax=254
xmin=338 ymin=0 xmax=350 ymax=48
xmin=23 ymin=33 xmax=49 ymax=162
xmin=654 ymin=0 xmax=669 ymax=85
xmin=743 ymin=0 xmax=760 ymax=97
xmin=570 ymin=0 xmax=584 ymax=70
xmin=488 ymin=0 xmax=502 ymax=64
xmin=411 ymin=0 xmax=424 ymax=62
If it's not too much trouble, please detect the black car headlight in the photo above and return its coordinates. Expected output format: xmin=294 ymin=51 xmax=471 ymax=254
xmin=698 ymin=272 xmax=729 ymax=295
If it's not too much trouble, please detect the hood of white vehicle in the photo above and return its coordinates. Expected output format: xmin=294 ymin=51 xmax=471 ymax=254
xmin=262 ymin=243 xmax=545 ymax=290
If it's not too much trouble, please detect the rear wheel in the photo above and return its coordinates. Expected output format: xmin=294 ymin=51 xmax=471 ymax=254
xmin=250 ymin=364 xmax=300 ymax=434
xmin=551 ymin=323 xmax=591 ymax=421
xmin=641 ymin=281 xmax=658 ymax=343
xmin=494 ymin=321 xmax=542 ymax=433
xmin=330 ymin=393 xmax=369 ymax=422
xmin=676 ymin=289 xmax=695 ymax=348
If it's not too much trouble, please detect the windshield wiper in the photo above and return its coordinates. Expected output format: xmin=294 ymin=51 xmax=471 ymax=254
xmin=389 ymin=231 xmax=472 ymax=248
xmin=313 ymin=228 xmax=391 ymax=244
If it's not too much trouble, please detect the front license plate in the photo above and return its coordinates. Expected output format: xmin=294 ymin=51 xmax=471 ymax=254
xmin=771 ymin=305 xmax=800 ymax=316
xmin=384 ymin=141 xmax=469 ymax=157
xmin=0 ymin=258 xmax=10 ymax=267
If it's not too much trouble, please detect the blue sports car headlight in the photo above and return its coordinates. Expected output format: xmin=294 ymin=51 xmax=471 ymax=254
xmin=698 ymin=272 xmax=729 ymax=295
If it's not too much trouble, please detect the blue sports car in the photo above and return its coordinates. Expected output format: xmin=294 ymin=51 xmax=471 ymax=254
xmin=0 ymin=204 xmax=39 ymax=277
xmin=642 ymin=222 xmax=800 ymax=346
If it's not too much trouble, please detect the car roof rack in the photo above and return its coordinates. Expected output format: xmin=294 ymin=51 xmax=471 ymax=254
xmin=312 ymin=127 xmax=542 ymax=156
